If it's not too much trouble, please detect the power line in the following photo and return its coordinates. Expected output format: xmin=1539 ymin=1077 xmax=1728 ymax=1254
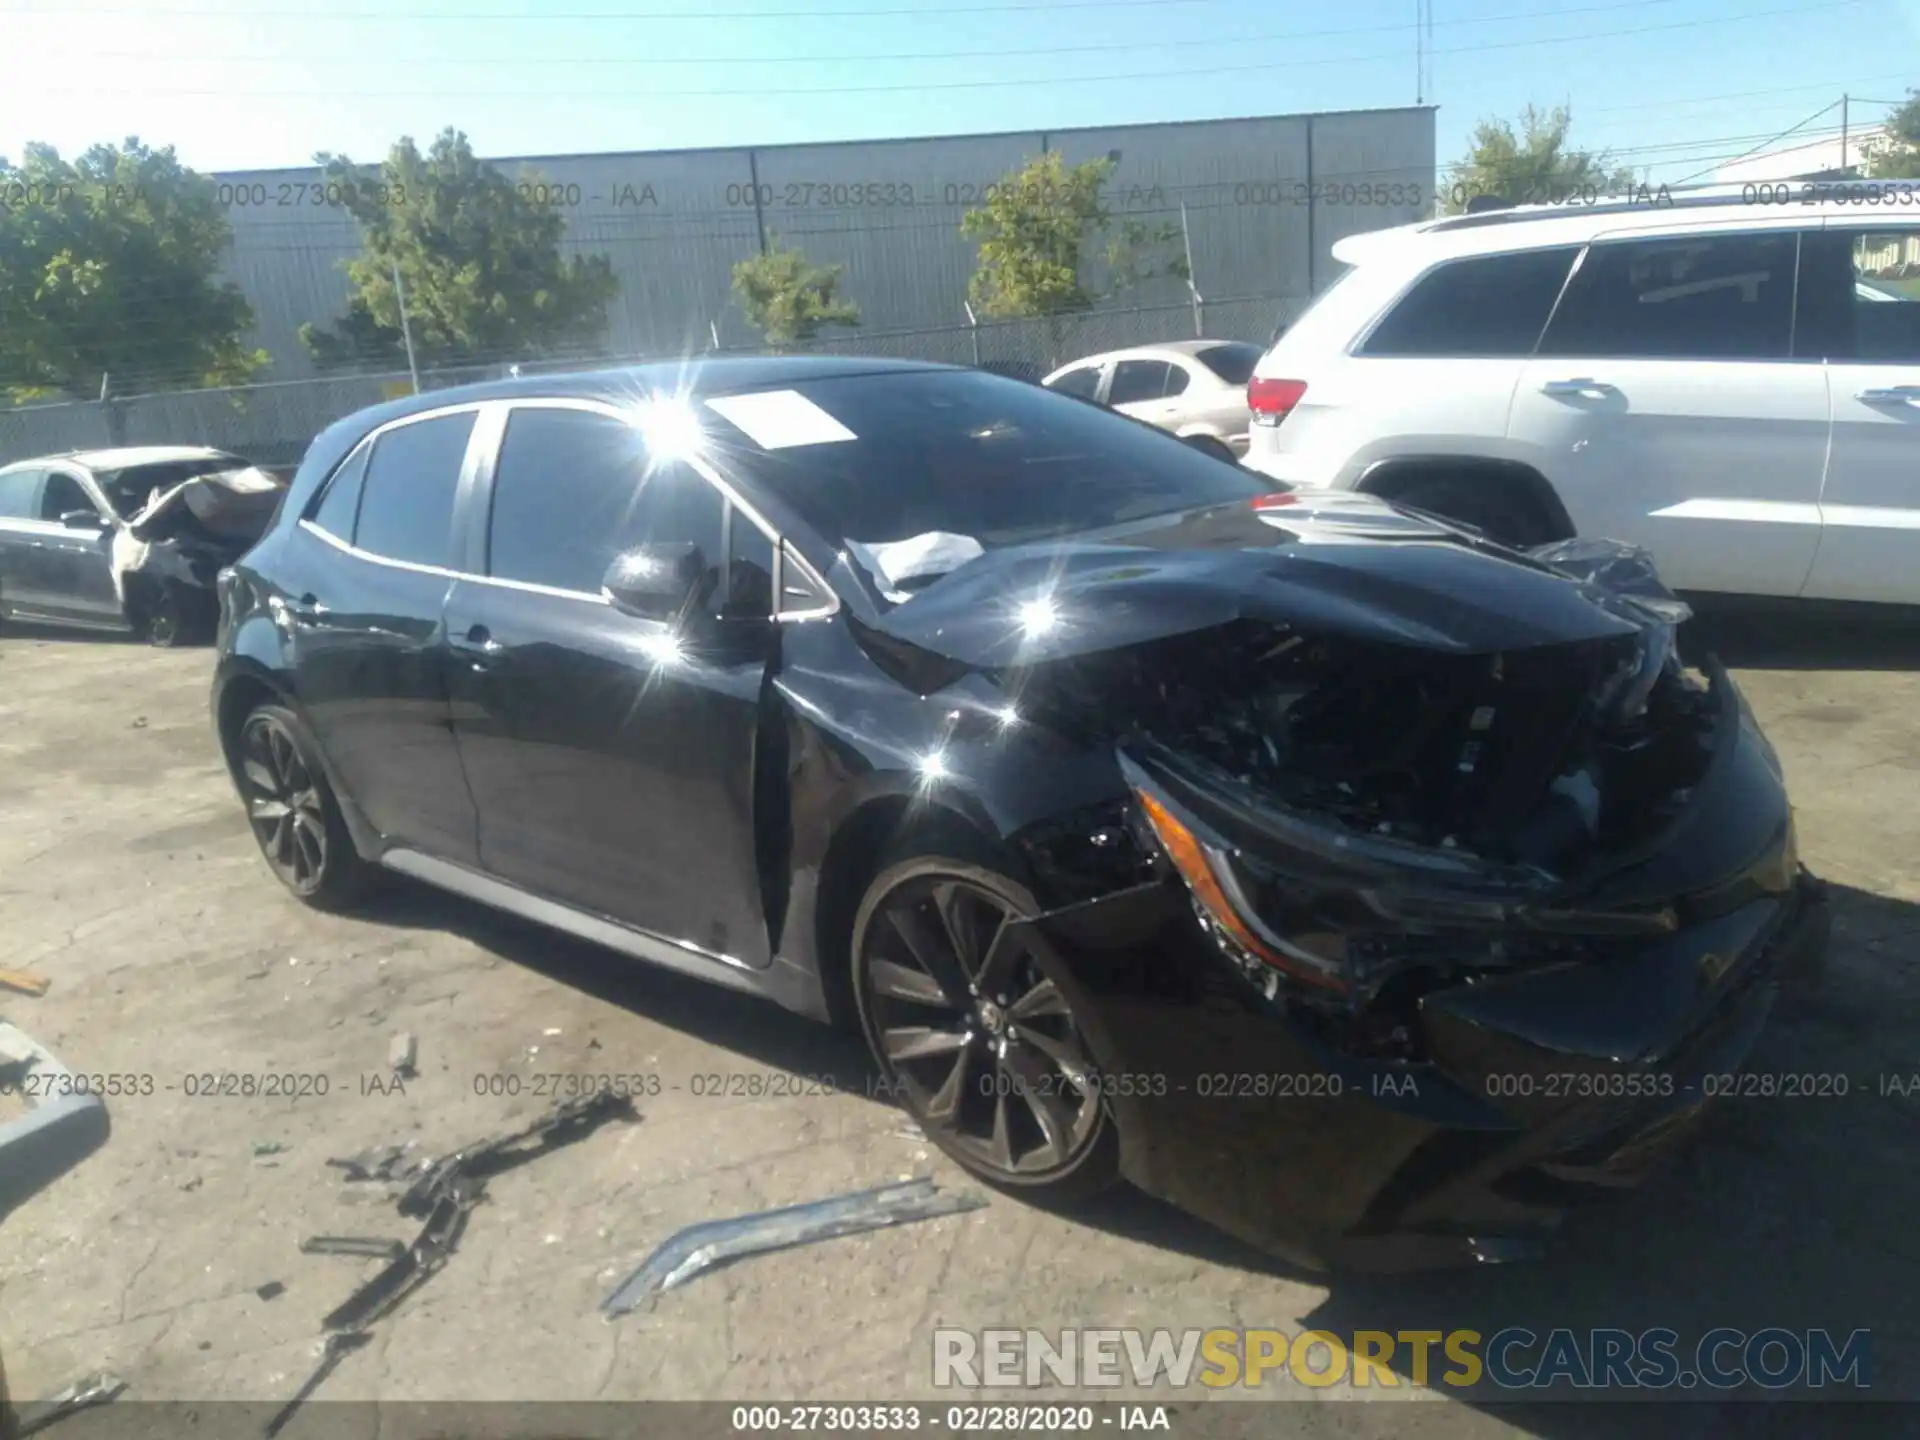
xmin=1669 ymin=100 xmax=1842 ymax=185
xmin=49 ymin=0 xmax=1711 ymax=66
xmin=2 ymin=0 xmax=1870 ymax=97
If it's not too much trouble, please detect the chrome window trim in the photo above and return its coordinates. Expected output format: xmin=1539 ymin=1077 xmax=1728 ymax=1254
xmin=305 ymin=399 xmax=495 ymax=540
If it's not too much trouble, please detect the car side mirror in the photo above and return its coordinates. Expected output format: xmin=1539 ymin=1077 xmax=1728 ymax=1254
xmin=602 ymin=542 xmax=709 ymax=622
xmin=59 ymin=509 xmax=107 ymax=531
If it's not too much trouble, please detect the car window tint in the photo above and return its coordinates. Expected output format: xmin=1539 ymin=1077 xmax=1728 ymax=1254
xmin=1193 ymin=342 xmax=1263 ymax=385
xmin=704 ymin=369 xmax=1266 ymax=557
xmin=310 ymin=444 xmax=371 ymax=540
xmin=1363 ymin=248 xmax=1577 ymax=357
xmin=1109 ymin=359 xmax=1173 ymax=404
xmin=1540 ymin=233 xmax=1797 ymax=360
xmin=487 ymin=406 xmax=724 ymax=598
xmin=0 ymin=469 xmax=43 ymax=520
xmin=1164 ymin=364 xmax=1191 ymax=397
xmin=39 ymin=473 xmax=93 ymax=521
xmin=726 ymin=506 xmax=776 ymax=617
xmin=1846 ymin=229 xmax=1920 ymax=361
xmin=355 ymin=412 xmax=475 ymax=567
xmin=1047 ymin=365 xmax=1101 ymax=400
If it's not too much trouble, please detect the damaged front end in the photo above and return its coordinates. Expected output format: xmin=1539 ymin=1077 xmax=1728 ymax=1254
xmin=980 ymin=536 xmax=1827 ymax=1266
xmin=112 ymin=465 xmax=285 ymax=641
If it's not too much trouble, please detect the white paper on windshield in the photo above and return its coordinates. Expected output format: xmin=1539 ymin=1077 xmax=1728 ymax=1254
xmin=846 ymin=532 xmax=985 ymax=602
xmin=705 ymin=389 xmax=856 ymax=449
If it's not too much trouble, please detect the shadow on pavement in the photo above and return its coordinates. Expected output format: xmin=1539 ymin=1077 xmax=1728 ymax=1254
xmin=1681 ymin=598 xmax=1920 ymax=672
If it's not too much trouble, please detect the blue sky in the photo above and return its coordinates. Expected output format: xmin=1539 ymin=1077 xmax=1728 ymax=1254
xmin=0 ymin=0 xmax=1912 ymax=180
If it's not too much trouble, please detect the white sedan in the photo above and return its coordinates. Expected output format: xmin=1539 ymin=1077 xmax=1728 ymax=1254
xmin=1041 ymin=340 xmax=1262 ymax=461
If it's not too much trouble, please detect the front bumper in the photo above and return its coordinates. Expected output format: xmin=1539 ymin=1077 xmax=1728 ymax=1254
xmin=1015 ymin=857 xmax=1828 ymax=1273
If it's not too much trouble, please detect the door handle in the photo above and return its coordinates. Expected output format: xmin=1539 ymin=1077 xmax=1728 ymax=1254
xmin=1540 ymin=377 xmax=1616 ymax=398
xmin=458 ymin=623 xmax=503 ymax=670
xmin=1856 ymin=385 xmax=1920 ymax=405
xmin=285 ymin=593 xmax=328 ymax=622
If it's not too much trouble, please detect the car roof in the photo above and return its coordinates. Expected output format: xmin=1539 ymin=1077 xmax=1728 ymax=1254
xmin=1328 ymin=180 xmax=1920 ymax=271
xmin=29 ymin=445 xmax=238 ymax=473
xmin=361 ymin=355 xmax=952 ymax=427
xmin=1043 ymin=339 xmax=1262 ymax=381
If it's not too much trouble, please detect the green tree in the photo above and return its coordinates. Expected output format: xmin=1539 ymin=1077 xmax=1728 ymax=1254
xmin=1442 ymin=105 xmax=1637 ymax=214
xmin=959 ymin=152 xmax=1188 ymax=364
xmin=0 ymin=138 xmax=266 ymax=401
xmin=301 ymin=128 xmax=618 ymax=371
xmin=730 ymin=236 xmax=861 ymax=348
xmin=1863 ymin=90 xmax=1920 ymax=179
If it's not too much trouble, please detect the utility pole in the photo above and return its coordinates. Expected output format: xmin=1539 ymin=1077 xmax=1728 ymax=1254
xmin=1841 ymin=93 xmax=1851 ymax=176
xmin=391 ymin=257 xmax=421 ymax=395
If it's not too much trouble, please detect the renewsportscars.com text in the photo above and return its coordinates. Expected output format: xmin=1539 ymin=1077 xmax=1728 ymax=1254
xmin=933 ymin=1327 xmax=1872 ymax=1391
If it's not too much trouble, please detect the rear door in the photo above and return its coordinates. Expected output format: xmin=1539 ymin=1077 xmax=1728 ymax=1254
xmin=33 ymin=468 xmax=122 ymax=626
xmin=1801 ymin=223 xmax=1920 ymax=602
xmin=1289 ymin=246 xmax=1579 ymax=489
xmin=1508 ymin=222 xmax=1825 ymax=597
xmin=288 ymin=405 xmax=487 ymax=864
xmin=443 ymin=399 xmax=781 ymax=964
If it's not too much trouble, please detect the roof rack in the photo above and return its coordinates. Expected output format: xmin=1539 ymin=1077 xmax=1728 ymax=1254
xmin=1422 ymin=178 xmax=1905 ymax=233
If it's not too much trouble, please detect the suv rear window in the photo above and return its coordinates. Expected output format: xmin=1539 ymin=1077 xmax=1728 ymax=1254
xmin=705 ymin=370 xmax=1264 ymax=556
xmin=1361 ymin=248 xmax=1578 ymax=358
xmin=1540 ymin=232 xmax=1797 ymax=360
xmin=1193 ymin=343 xmax=1263 ymax=385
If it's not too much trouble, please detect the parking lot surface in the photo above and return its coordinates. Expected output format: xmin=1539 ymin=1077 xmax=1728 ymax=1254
xmin=0 ymin=611 xmax=1916 ymax=1429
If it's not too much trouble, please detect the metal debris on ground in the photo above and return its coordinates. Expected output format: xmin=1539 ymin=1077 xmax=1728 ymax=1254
xmin=299 ymin=1235 xmax=407 ymax=1261
xmin=387 ymin=1032 xmax=417 ymax=1077
xmin=323 ymin=1142 xmax=424 ymax=1184
xmin=601 ymin=1177 xmax=986 ymax=1319
xmin=255 ymin=1281 xmax=286 ymax=1302
xmin=0 ymin=971 xmax=50 ymax=999
xmin=250 ymin=1141 xmax=286 ymax=1158
xmin=9 ymin=1371 xmax=125 ymax=1438
xmin=268 ymin=1091 xmax=637 ymax=1435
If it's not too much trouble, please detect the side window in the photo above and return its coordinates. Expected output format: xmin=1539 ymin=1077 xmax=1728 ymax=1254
xmin=1843 ymin=228 xmax=1920 ymax=362
xmin=1109 ymin=359 xmax=1173 ymax=404
xmin=726 ymin=506 xmax=776 ymax=618
xmin=39 ymin=473 xmax=94 ymax=521
xmin=0 ymin=469 xmax=45 ymax=520
xmin=1362 ymin=248 xmax=1578 ymax=357
xmin=355 ymin=411 xmax=476 ymax=567
xmin=1047 ymin=365 xmax=1102 ymax=400
xmin=1164 ymin=364 xmax=1192 ymax=397
xmin=1540 ymin=232 xmax=1797 ymax=361
xmin=310 ymin=444 xmax=371 ymax=541
xmin=487 ymin=406 xmax=726 ymax=601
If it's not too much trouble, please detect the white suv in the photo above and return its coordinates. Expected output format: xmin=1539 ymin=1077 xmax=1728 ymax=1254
xmin=1245 ymin=183 xmax=1920 ymax=605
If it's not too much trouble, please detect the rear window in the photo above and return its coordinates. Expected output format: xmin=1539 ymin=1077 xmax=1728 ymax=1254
xmin=703 ymin=370 xmax=1265 ymax=557
xmin=1362 ymin=248 xmax=1579 ymax=358
xmin=1193 ymin=343 xmax=1263 ymax=385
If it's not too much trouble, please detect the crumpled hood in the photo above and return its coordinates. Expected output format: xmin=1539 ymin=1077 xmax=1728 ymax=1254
xmin=126 ymin=465 xmax=285 ymax=544
xmin=866 ymin=492 xmax=1666 ymax=670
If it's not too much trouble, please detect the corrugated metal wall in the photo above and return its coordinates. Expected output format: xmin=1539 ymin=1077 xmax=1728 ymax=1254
xmin=211 ymin=107 xmax=1435 ymax=380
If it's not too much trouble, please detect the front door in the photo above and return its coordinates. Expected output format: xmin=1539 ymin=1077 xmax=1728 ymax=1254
xmin=1507 ymin=223 xmax=1826 ymax=598
xmin=1804 ymin=224 xmax=1920 ymax=603
xmin=444 ymin=400 xmax=779 ymax=965
xmin=34 ymin=470 xmax=123 ymax=626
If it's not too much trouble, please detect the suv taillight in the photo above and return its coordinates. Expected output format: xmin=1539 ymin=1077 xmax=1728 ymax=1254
xmin=1247 ymin=377 xmax=1307 ymax=426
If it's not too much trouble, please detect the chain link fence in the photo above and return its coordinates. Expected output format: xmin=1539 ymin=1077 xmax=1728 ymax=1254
xmin=0 ymin=291 xmax=1301 ymax=469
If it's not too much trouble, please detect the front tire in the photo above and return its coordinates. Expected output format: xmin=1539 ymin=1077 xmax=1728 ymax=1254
xmin=851 ymin=847 xmax=1120 ymax=1204
xmin=235 ymin=703 xmax=372 ymax=910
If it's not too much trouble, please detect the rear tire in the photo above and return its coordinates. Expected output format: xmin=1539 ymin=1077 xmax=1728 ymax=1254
xmin=234 ymin=702 xmax=373 ymax=911
xmin=851 ymin=838 xmax=1120 ymax=1206
xmin=1385 ymin=473 xmax=1557 ymax=549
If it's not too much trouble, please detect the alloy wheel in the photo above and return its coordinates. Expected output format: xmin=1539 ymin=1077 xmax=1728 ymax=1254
xmin=239 ymin=713 xmax=329 ymax=894
xmin=861 ymin=875 xmax=1103 ymax=1178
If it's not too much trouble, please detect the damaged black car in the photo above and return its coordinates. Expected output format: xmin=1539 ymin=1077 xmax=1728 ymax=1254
xmin=211 ymin=358 xmax=1828 ymax=1270
xmin=0 ymin=446 xmax=288 ymax=646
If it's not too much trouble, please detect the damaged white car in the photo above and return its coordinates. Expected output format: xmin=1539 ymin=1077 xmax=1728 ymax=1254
xmin=0 ymin=446 xmax=287 ymax=646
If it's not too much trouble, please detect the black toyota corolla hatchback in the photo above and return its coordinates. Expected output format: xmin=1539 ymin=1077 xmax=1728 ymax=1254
xmin=213 ymin=357 xmax=1827 ymax=1270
